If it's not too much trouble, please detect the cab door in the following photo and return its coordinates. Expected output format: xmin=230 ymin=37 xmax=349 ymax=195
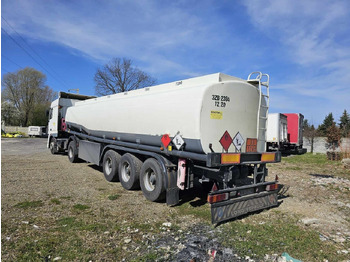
xmin=48 ymin=99 xmax=59 ymax=137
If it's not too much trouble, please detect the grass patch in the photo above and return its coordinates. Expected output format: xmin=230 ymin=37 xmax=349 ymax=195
xmin=14 ymin=200 xmax=43 ymax=209
xmin=56 ymin=217 xmax=107 ymax=232
xmin=175 ymin=199 xmax=211 ymax=222
xmin=60 ymin=196 xmax=72 ymax=200
xmin=50 ymin=198 xmax=61 ymax=205
xmin=73 ymin=204 xmax=90 ymax=211
xmin=130 ymin=222 xmax=156 ymax=233
xmin=131 ymin=251 xmax=159 ymax=262
xmin=284 ymin=166 xmax=302 ymax=171
xmin=283 ymin=153 xmax=327 ymax=165
xmin=221 ymin=212 xmax=346 ymax=262
xmin=108 ymin=194 xmax=120 ymax=200
xmin=280 ymin=153 xmax=350 ymax=178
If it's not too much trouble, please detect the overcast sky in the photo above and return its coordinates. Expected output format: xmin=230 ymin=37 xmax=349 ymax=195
xmin=1 ymin=0 xmax=349 ymax=125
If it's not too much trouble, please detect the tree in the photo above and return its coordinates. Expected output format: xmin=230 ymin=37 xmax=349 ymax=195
xmin=339 ymin=109 xmax=350 ymax=137
xmin=303 ymin=119 xmax=318 ymax=153
xmin=1 ymin=100 xmax=21 ymax=126
xmin=94 ymin=58 xmax=156 ymax=96
xmin=1 ymin=67 xmax=56 ymax=126
xmin=318 ymin=113 xmax=334 ymax=136
xmin=326 ymin=123 xmax=341 ymax=151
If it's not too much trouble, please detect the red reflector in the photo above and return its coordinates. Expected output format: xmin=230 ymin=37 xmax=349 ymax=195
xmin=211 ymin=183 xmax=218 ymax=192
xmin=266 ymin=184 xmax=279 ymax=191
xmin=207 ymin=193 xmax=229 ymax=204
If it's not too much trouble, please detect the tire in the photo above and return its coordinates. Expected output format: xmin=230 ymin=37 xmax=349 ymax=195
xmin=119 ymin=153 xmax=143 ymax=190
xmin=103 ymin=150 xmax=121 ymax=182
xmin=68 ymin=140 xmax=79 ymax=163
xmin=140 ymin=158 xmax=165 ymax=202
xmin=50 ymin=139 xmax=58 ymax=155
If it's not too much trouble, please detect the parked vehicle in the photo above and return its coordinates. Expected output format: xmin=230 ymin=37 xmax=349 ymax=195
xmin=28 ymin=126 xmax=47 ymax=137
xmin=266 ymin=113 xmax=288 ymax=151
xmin=47 ymin=72 xmax=281 ymax=224
xmin=283 ymin=113 xmax=307 ymax=154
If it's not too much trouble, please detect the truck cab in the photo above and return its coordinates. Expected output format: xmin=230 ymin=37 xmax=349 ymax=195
xmin=47 ymin=92 xmax=95 ymax=153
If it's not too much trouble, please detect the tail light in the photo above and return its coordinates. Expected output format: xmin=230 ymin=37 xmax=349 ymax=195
xmin=207 ymin=193 xmax=229 ymax=204
xmin=266 ymin=183 xmax=279 ymax=191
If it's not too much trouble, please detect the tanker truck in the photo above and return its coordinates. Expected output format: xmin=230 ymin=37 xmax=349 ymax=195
xmin=47 ymin=72 xmax=281 ymax=224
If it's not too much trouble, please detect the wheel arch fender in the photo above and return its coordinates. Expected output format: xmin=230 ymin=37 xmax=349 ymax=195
xmin=67 ymin=135 xmax=79 ymax=150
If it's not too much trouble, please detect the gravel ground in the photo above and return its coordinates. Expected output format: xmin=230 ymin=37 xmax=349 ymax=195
xmin=1 ymin=138 xmax=247 ymax=261
xmin=2 ymin=138 xmax=350 ymax=261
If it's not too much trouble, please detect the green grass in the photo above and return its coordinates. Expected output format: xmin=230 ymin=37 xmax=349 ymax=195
xmin=284 ymin=166 xmax=303 ymax=171
xmin=108 ymin=194 xmax=120 ymax=200
xmin=73 ymin=204 xmax=90 ymax=211
xmin=56 ymin=217 xmax=107 ymax=232
xmin=280 ymin=153 xmax=350 ymax=178
xmin=14 ymin=200 xmax=44 ymax=209
xmin=131 ymin=252 xmax=159 ymax=262
xmin=50 ymin=198 xmax=61 ymax=205
xmin=2 ymin=218 xmax=108 ymax=261
xmin=60 ymin=196 xmax=72 ymax=200
xmin=175 ymin=200 xmax=211 ymax=222
xmin=221 ymin=212 xmax=347 ymax=262
xmin=283 ymin=153 xmax=328 ymax=165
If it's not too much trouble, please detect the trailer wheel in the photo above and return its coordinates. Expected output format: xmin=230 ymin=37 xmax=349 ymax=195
xmin=119 ymin=153 xmax=142 ymax=190
xmin=103 ymin=150 xmax=121 ymax=182
xmin=140 ymin=158 xmax=165 ymax=202
xmin=68 ymin=141 xmax=79 ymax=163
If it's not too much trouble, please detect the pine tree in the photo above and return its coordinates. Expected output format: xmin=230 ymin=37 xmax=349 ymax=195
xmin=318 ymin=113 xmax=334 ymax=136
xmin=339 ymin=109 xmax=350 ymax=137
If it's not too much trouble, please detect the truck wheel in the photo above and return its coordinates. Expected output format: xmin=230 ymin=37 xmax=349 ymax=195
xmin=49 ymin=140 xmax=57 ymax=154
xmin=119 ymin=153 xmax=142 ymax=190
xmin=68 ymin=141 xmax=79 ymax=163
xmin=103 ymin=150 xmax=121 ymax=182
xmin=140 ymin=158 xmax=165 ymax=202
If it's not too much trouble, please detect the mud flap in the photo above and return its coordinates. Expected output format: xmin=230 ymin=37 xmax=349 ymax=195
xmin=211 ymin=191 xmax=278 ymax=224
xmin=166 ymin=187 xmax=180 ymax=206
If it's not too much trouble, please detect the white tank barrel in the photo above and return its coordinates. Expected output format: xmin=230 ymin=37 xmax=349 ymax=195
xmin=65 ymin=73 xmax=267 ymax=154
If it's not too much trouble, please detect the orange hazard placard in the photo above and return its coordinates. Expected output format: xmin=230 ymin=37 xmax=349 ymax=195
xmin=246 ymin=138 xmax=257 ymax=152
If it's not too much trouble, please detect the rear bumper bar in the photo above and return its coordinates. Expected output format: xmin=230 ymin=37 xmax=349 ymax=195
xmin=211 ymin=190 xmax=278 ymax=224
xmin=207 ymin=151 xmax=281 ymax=167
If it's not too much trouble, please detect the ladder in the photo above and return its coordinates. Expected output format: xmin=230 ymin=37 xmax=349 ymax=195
xmin=247 ymin=72 xmax=270 ymax=151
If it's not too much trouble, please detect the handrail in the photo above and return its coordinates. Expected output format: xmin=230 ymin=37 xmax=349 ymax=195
xmin=247 ymin=72 xmax=270 ymax=152
xmin=247 ymin=72 xmax=262 ymax=81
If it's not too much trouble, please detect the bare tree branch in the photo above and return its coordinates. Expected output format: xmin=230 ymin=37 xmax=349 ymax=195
xmin=94 ymin=58 xmax=156 ymax=96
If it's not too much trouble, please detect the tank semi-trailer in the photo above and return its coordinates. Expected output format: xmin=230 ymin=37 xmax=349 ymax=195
xmin=47 ymin=72 xmax=281 ymax=224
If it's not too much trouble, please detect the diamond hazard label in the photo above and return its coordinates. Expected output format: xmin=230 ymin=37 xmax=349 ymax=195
xmin=219 ymin=131 xmax=233 ymax=152
xmin=161 ymin=134 xmax=171 ymax=147
xmin=172 ymin=134 xmax=185 ymax=150
xmin=233 ymin=132 xmax=244 ymax=151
